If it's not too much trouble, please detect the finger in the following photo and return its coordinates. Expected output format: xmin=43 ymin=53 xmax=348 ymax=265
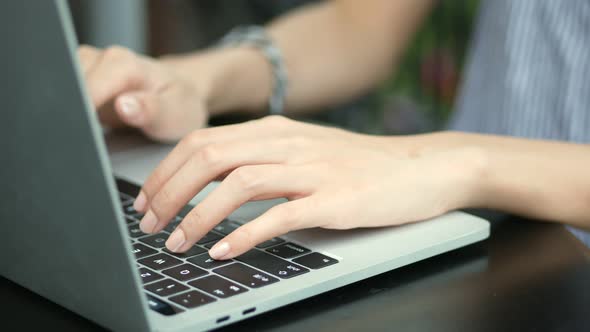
xmin=114 ymin=91 xmax=160 ymax=128
xmin=209 ymin=199 xmax=311 ymax=259
xmin=165 ymin=165 xmax=312 ymax=252
xmin=134 ymin=118 xmax=288 ymax=212
xmin=77 ymin=45 xmax=100 ymax=74
xmin=86 ymin=46 xmax=144 ymax=108
xmin=78 ymin=45 xmax=122 ymax=127
xmin=97 ymin=103 xmax=125 ymax=128
xmin=138 ymin=140 xmax=289 ymax=234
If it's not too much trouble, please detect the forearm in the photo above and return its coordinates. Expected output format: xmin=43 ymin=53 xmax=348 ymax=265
xmin=408 ymin=132 xmax=590 ymax=229
xmin=265 ymin=0 xmax=434 ymax=113
xmin=163 ymin=0 xmax=434 ymax=116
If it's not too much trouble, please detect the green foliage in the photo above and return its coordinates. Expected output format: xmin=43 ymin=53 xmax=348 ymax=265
xmin=371 ymin=0 xmax=480 ymax=134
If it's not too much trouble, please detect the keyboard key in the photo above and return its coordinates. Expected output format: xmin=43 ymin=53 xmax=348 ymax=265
xmin=119 ymin=192 xmax=133 ymax=203
xmin=177 ymin=205 xmax=195 ymax=218
xmin=163 ymin=245 xmax=206 ymax=258
xmin=188 ymin=275 xmax=248 ymax=299
xmin=203 ymin=241 xmax=219 ymax=249
xmin=162 ymin=263 xmax=207 ymax=282
xmin=128 ymin=224 xmax=147 ymax=238
xmin=187 ymin=253 xmax=233 ymax=270
xmin=145 ymin=279 xmax=188 ymax=297
xmin=256 ymin=237 xmax=285 ymax=249
xmin=169 ymin=290 xmax=216 ymax=309
xmin=122 ymin=202 xmax=135 ymax=214
xmin=236 ymin=250 xmax=309 ymax=279
xmin=164 ymin=217 xmax=182 ymax=233
xmin=146 ymin=294 xmax=184 ymax=316
xmin=139 ymin=233 xmax=169 ymax=248
xmin=214 ymin=263 xmax=279 ymax=288
xmin=132 ymin=243 xmax=157 ymax=259
xmin=197 ymin=231 xmax=222 ymax=245
xmin=139 ymin=268 xmax=164 ymax=284
xmin=293 ymin=252 xmax=339 ymax=270
xmin=138 ymin=253 xmax=182 ymax=270
xmin=123 ymin=203 xmax=144 ymax=219
xmin=125 ymin=216 xmax=138 ymax=224
xmin=213 ymin=219 xmax=242 ymax=235
xmin=266 ymin=243 xmax=310 ymax=259
xmin=164 ymin=224 xmax=175 ymax=233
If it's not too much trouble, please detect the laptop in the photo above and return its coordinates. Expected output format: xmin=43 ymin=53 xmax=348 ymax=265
xmin=0 ymin=1 xmax=490 ymax=331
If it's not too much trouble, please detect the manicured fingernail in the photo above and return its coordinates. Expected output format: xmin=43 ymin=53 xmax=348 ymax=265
xmin=166 ymin=229 xmax=186 ymax=252
xmin=139 ymin=210 xmax=158 ymax=233
xmin=133 ymin=191 xmax=147 ymax=212
xmin=209 ymin=242 xmax=230 ymax=259
xmin=119 ymin=96 xmax=140 ymax=118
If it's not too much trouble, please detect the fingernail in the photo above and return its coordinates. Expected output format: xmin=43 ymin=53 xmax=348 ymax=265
xmin=139 ymin=210 xmax=158 ymax=233
xmin=166 ymin=229 xmax=186 ymax=252
xmin=119 ymin=96 xmax=140 ymax=118
xmin=209 ymin=242 xmax=231 ymax=259
xmin=133 ymin=191 xmax=147 ymax=212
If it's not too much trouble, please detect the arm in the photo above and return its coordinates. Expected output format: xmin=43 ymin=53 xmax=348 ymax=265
xmin=400 ymin=132 xmax=590 ymax=229
xmin=79 ymin=0 xmax=433 ymax=141
xmin=163 ymin=0 xmax=435 ymax=115
xmin=130 ymin=117 xmax=590 ymax=259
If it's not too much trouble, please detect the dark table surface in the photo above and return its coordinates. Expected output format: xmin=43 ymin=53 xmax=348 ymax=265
xmin=2 ymin=213 xmax=589 ymax=332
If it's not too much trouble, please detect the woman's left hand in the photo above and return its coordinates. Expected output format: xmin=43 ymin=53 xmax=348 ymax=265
xmin=133 ymin=116 xmax=479 ymax=259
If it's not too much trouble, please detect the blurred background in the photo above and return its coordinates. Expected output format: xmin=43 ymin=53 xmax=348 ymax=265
xmin=68 ymin=0 xmax=479 ymax=135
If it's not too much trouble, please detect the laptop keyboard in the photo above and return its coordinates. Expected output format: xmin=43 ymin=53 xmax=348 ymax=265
xmin=118 ymin=191 xmax=339 ymax=316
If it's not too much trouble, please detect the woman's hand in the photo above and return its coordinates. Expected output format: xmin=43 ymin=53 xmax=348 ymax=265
xmin=78 ymin=45 xmax=210 ymax=141
xmin=133 ymin=116 xmax=480 ymax=259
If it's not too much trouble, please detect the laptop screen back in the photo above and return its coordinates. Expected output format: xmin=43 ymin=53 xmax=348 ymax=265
xmin=0 ymin=1 xmax=149 ymax=330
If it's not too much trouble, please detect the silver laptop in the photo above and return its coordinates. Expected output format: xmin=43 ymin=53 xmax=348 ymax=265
xmin=0 ymin=1 xmax=490 ymax=331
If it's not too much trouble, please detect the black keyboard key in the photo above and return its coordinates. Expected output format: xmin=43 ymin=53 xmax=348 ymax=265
xmin=163 ymin=217 xmax=182 ymax=233
xmin=214 ymin=263 xmax=279 ymax=288
xmin=187 ymin=253 xmax=233 ymax=269
xmin=145 ymin=279 xmax=188 ymax=297
xmin=256 ymin=237 xmax=285 ymax=249
xmin=146 ymin=294 xmax=184 ymax=316
xmin=138 ymin=253 xmax=182 ymax=270
xmin=189 ymin=275 xmax=248 ymax=299
xmin=123 ymin=203 xmax=144 ymax=219
xmin=132 ymin=243 xmax=157 ymax=259
xmin=293 ymin=252 xmax=339 ymax=269
xmin=169 ymin=290 xmax=216 ymax=309
xmin=236 ymin=250 xmax=309 ymax=279
xmin=204 ymin=241 xmax=219 ymax=249
xmin=163 ymin=245 xmax=206 ymax=258
xmin=162 ymin=263 xmax=207 ymax=282
xmin=197 ymin=231 xmax=222 ymax=245
xmin=128 ymin=224 xmax=147 ymax=238
xmin=213 ymin=219 xmax=242 ymax=235
xmin=139 ymin=233 xmax=169 ymax=248
xmin=119 ymin=192 xmax=133 ymax=203
xmin=125 ymin=215 xmax=138 ymax=224
xmin=177 ymin=205 xmax=195 ymax=218
xmin=266 ymin=243 xmax=310 ymax=259
xmin=139 ymin=268 xmax=164 ymax=284
xmin=164 ymin=224 xmax=176 ymax=233
xmin=122 ymin=202 xmax=135 ymax=213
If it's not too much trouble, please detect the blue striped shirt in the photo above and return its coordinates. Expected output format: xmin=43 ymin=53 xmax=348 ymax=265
xmin=449 ymin=0 xmax=590 ymax=246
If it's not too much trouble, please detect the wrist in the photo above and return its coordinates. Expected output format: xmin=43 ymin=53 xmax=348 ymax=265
xmin=437 ymin=145 xmax=490 ymax=211
xmin=375 ymin=131 xmax=466 ymax=159
xmin=381 ymin=132 xmax=490 ymax=210
xmin=161 ymin=47 xmax=272 ymax=117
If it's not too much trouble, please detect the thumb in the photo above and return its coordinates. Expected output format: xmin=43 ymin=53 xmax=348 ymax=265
xmin=115 ymin=92 xmax=158 ymax=128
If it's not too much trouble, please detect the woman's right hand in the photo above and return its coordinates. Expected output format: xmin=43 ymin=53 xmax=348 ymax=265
xmin=78 ymin=45 xmax=210 ymax=142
